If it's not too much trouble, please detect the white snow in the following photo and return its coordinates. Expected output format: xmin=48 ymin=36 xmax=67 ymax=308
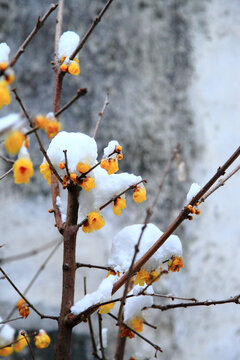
xmin=0 ymin=317 xmax=15 ymax=346
xmin=71 ymin=275 xmax=117 ymax=315
xmin=103 ymin=140 xmax=119 ymax=158
xmin=108 ymin=223 xmax=182 ymax=273
xmin=58 ymin=31 xmax=80 ymax=59
xmin=18 ymin=145 xmax=30 ymax=159
xmin=0 ymin=113 xmax=23 ymax=134
xmin=79 ymin=166 xmax=142 ymax=216
xmin=186 ymin=183 xmax=201 ymax=203
xmin=46 ymin=112 xmax=55 ymax=119
xmin=124 ymin=285 xmax=153 ymax=322
xmin=0 ymin=42 xmax=10 ymax=63
xmin=45 ymin=131 xmax=98 ymax=174
xmin=56 ymin=195 xmax=66 ymax=223
xmin=101 ymin=328 xmax=108 ymax=348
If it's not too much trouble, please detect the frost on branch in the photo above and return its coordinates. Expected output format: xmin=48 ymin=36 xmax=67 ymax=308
xmin=58 ymin=31 xmax=80 ymax=76
xmin=186 ymin=182 xmax=201 ymax=203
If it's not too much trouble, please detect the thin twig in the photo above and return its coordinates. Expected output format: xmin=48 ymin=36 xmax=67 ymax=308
xmin=98 ymin=313 xmax=106 ymax=360
xmin=76 ymin=263 xmax=113 ymax=271
xmin=23 ymin=331 xmax=35 ymax=360
xmin=0 ymin=155 xmax=14 ymax=164
xmin=108 ymin=313 xmax=163 ymax=354
xmin=84 ymin=278 xmax=100 ymax=360
xmin=9 ymin=4 xmax=58 ymax=68
xmin=0 ymin=317 xmax=23 ymax=325
xmin=69 ymin=0 xmax=115 ymax=60
xmin=12 ymin=88 xmax=63 ymax=183
xmin=0 ymin=267 xmax=58 ymax=321
xmin=0 ymin=239 xmax=60 ymax=264
xmin=63 ymin=150 xmax=70 ymax=178
xmin=0 ymin=167 xmax=13 ymax=181
xmin=148 ymin=294 xmax=240 ymax=311
xmin=201 ymin=163 xmax=240 ymax=202
xmin=54 ymin=88 xmax=88 ymax=117
xmin=93 ymin=93 xmax=109 ymax=139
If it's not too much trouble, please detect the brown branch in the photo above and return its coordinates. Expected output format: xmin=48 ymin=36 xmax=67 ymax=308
xmin=54 ymin=1 xmax=64 ymax=66
xmin=0 ymin=167 xmax=13 ymax=181
xmin=108 ymin=313 xmax=163 ymax=354
xmin=0 ymin=267 xmax=58 ymax=320
xmin=54 ymin=88 xmax=88 ymax=117
xmin=25 ymin=126 xmax=39 ymax=136
xmin=22 ymin=331 xmax=35 ymax=360
xmin=201 ymin=163 xmax=240 ymax=202
xmin=51 ymin=174 xmax=64 ymax=232
xmin=0 ymin=238 xmax=60 ymax=264
xmin=12 ymin=88 xmax=63 ymax=183
xmin=84 ymin=278 xmax=100 ymax=360
xmin=93 ymin=92 xmax=109 ymax=139
xmin=76 ymin=263 xmax=114 ymax=271
xmin=9 ymin=4 xmax=58 ymax=68
xmin=63 ymin=150 xmax=70 ymax=178
xmin=69 ymin=0 xmax=115 ymax=60
xmin=98 ymin=313 xmax=106 ymax=360
xmin=0 ymin=317 xmax=23 ymax=325
xmin=68 ymin=145 xmax=240 ymax=327
xmin=148 ymin=294 xmax=240 ymax=311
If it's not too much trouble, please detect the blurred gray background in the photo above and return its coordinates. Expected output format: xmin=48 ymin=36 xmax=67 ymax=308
xmin=0 ymin=0 xmax=240 ymax=359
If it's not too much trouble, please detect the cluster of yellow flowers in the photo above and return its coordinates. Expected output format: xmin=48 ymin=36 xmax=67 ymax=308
xmin=0 ymin=328 xmax=50 ymax=357
xmin=34 ymin=114 xmax=62 ymax=139
xmin=60 ymin=56 xmax=80 ymax=76
xmin=186 ymin=203 xmax=201 ymax=221
xmin=100 ymin=145 xmax=123 ymax=175
xmin=98 ymin=302 xmax=116 ymax=314
xmin=0 ymin=58 xmax=15 ymax=110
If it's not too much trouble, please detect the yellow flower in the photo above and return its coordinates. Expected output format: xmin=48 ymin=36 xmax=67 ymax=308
xmin=70 ymin=172 xmax=78 ymax=182
xmin=40 ymin=163 xmax=52 ymax=185
xmin=19 ymin=305 xmax=30 ymax=319
xmin=147 ymin=269 xmax=159 ymax=284
xmin=130 ymin=317 xmax=143 ymax=332
xmin=76 ymin=161 xmax=91 ymax=174
xmin=34 ymin=114 xmax=48 ymax=129
xmin=62 ymin=175 xmax=69 ymax=189
xmin=34 ymin=330 xmax=51 ymax=349
xmin=0 ymin=61 xmax=7 ymax=71
xmin=13 ymin=158 xmax=34 ymax=184
xmin=133 ymin=185 xmax=146 ymax=204
xmin=120 ymin=326 xmax=135 ymax=339
xmin=100 ymin=158 xmax=119 ymax=175
xmin=68 ymin=60 xmax=80 ymax=76
xmin=4 ymin=130 xmax=25 ymax=155
xmin=98 ymin=302 xmax=115 ymax=314
xmin=14 ymin=334 xmax=29 ymax=352
xmin=16 ymin=298 xmax=26 ymax=309
xmin=168 ymin=256 xmax=183 ymax=272
xmin=0 ymin=346 xmax=13 ymax=357
xmin=82 ymin=211 xmax=105 ymax=233
xmin=60 ymin=63 xmax=68 ymax=72
xmin=45 ymin=120 xmax=62 ymax=139
xmin=58 ymin=162 xmax=65 ymax=169
xmin=134 ymin=269 xmax=150 ymax=286
xmin=113 ymin=197 xmax=126 ymax=216
xmin=115 ymin=145 xmax=122 ymax=153
xmin=0 ymin=80 xmax=11 ymax=109
xmin=79 ymin=177 xmax=95 ymax=192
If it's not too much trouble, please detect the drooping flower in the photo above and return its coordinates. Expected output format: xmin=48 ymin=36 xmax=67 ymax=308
xmin=168 ymin=256 xmax=183 ymax=272
xmin=68 ymin=59 xmax=80 ymax=76
xmin=134 ymin=269 xmax=150 ymax=286
xmin=113 ymin=196 xmax=126 ymax=216
xmin=82 ymin=211 xmax=105 ymax=233
xmin=130 ymin=316 xmax=143 ymax=332
xmin=34 ymin=329 xmax=51 ymax=349
xmin=0 ymin=80 xmax=11 ymax=110
xmin=0 ymin=345 xmax=13 ymax=357
xmin=133 ymin=185 xmax=146 ymax=204
xmin=100 ymin=158 xmax=119 ymax=175
xmin=34 ymin=114 xmax=48 ymax=129
xmin=120 ymin=326 xmax=135 ymax=339
xmin=79 ymin=177 xmax=95 ymax=192
xmin=70 ymin=172 xmax=78 ymax=182
xmin=98 ymin=302 xmax=115 ymax=314
xmin=14 ymin=332 xmax=29 ymax=352
xmin=4 ymin=130 xmax=25 ymax=155
xmin=45 ymin=119 xmax=62 ymax=139
xmin=13 ymin=155 xmax=34 ymax=185
xmin=39 ymin=162 xmax=52 ymax=185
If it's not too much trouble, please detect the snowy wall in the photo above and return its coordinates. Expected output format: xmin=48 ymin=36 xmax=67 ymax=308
xmin=0 ymin=0 xmax=240 ymax=359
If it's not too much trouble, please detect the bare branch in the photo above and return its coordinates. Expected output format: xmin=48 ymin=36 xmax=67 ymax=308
xmin=76 ymin=263 xmax=113 ymax=271
xmin=0 ymin=167 xmax=13 ymax=181
xmin=54 ymin=88 xmax=88 ymax=117
xmin=0 ymin=155 xmax=14 ymax=164
xmin=98 ymin=313 xmax=106 ymax=360
xmin=93 ymin=92 xmax=109 ymax=139
xmin=9 ymin=3 xmax=58 ymax=67
xmin=69 ymin=0 xmax=115 ymax=60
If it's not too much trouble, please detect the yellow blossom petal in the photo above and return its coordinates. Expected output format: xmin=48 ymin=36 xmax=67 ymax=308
xmin=82 ymin=211 xmax=105 ymax=233
xmin=130 ymin=317 xmax=143 ymax=332
xmin=40 ymin=163 xmax=52 ymax=185
xmin=113 ymin=197 xmax=126 ymax=216
xmin=79 ymin=177 xmax=95 ymax=192
xmin=168 ymin=256 xmax=183 ymax=272
xmin=45 ymin=120 xmax=62 ymax=139
xmin=134 ymin=269 xmax=150 ymax=286
xmin=14 ymin=334 xmax=29 ymax=352
xmin=34 ymin=330 xmax=51 ymax=349
xmin=100 ymin=158 xmax=119 ymax=175
xmin=4 ymin=130 xmax=25 ymax=155
xmin=133 ymin=185 xmax=146 ymax=204
xmin=34 ymin=114 xmax=48 ymax=129
xmin=0 ymin=80 xmax=11 ymax=109
xmin=98 ymin=302 xmax=115 ymax=314
xmin=68 ymin=60 xmax=80 ymax=76
xmin=0 ymin=346 xmax=13 ymax=356
xmin=76 ymin=162 xmax=91 ymax=174
xmin=0 ymin=61 xmax=8 ymax=71
xmin=13 ymin=158 xmax=34 ymax=184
